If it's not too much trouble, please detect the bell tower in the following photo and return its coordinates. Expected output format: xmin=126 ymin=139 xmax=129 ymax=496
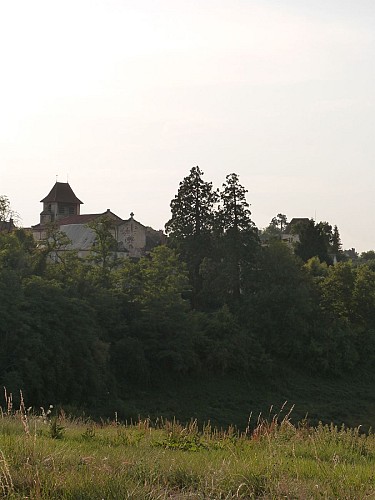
xmin=40 ymin=182 xmax=83 ymax=225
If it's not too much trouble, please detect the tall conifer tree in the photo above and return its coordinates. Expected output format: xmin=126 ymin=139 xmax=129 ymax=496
xmin=165 ymin=166 xmax=218 ymax=306
xmin=217 ymin=173 xmax=259 ymax=300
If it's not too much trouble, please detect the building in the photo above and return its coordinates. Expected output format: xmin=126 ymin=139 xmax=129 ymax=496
xmin=32 ymin=182 xmax=165 ymax=259
xmin=280 ymin=218 xmax=310 ymax=247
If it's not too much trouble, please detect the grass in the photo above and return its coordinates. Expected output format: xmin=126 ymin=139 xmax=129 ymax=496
xmin=1 ymin=395 xmax=375 ymax=498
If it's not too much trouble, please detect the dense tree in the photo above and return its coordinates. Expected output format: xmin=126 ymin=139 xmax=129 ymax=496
xmin=270 ymin=213 xmax=288 ymax=239
xmin=352 ymin=265 xmax=375 ymax=327
xmin=114 ymin=246 xmax=195 ymax=375
xmin=359 ymin=250 xmax=375 ymax=270
xmin=0 ymin=229 xmax=38 ymax=276
xmin=191 ymin=305 xmax=270 ymax=375
xmin=294 ymin=219 xmax=332 ymax=264
xmin=165 ymin=166 xmax=218 ymax=306
xmin=242 ymin=240 xmax=315 ymax=359
xmin=0 ymin=186 xmax=374 ymax=414
xmin=304 ymin=256 xmax=329 ymax=279
xmin=259 ymin=213 xmax=288 ymax=243
xmin=216 ymin=173 xmax=259 ymax=301
xmin=0 ymin=274 xmax=108 ymax=404
xmin=86 ymin=215 xmax=120 ymax=286
xmin=165 ymin=166 xmax=218 ymax=239
xmin=319 ymin=261 xmax=356 ymax=323
xmin=360 ymin=250 xmax=375 ymax=261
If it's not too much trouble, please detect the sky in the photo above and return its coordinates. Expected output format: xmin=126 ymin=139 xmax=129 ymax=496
xmin=1 ymin=0 xmax=374 ymax=252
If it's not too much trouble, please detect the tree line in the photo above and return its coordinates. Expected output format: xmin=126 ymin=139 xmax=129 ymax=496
xmin=0 ymin=170 xmax=374 ymax=411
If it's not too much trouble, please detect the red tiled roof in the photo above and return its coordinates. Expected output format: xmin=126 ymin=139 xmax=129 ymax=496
xmin=57 ymin=214 xmax=102 ymax=225
xmin=40 ymin=182 xmax=83 ymax=204
xmin=32 ymin=210 xmax=123 ymax=230
xmin=58 ymin=210 xmax=123 ymax=226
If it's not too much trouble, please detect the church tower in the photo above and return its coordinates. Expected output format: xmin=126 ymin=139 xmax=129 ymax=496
xmin=39 ymin=182 xmax=83 ymax=225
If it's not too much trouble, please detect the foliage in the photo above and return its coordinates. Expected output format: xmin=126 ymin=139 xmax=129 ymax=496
xmin=242 ymin=241 xmax=315 ymax=360
xmin=0 ymin=194 xmax=19 ymax=226
xmin=165 ymin=166 xmax=218 ymax=240
xmin=165 ymin=166 xmax=219 ymax=306
xmin=1 ymin=183 xmax=375 ymax=417
xmin=216 ymin=173 xmax=259 ymax=301
xmin=49 ymin=416 xmax=65 ymax=439
xmin=260 ymin=213 xmax=288 ymax=242
xmin=86 ymin=215 xmax=120 ymax=285
xmin=304 ymin=256 xmax=329 ymax=278
xmin=294 ymin=219 xmax=332 ymax=264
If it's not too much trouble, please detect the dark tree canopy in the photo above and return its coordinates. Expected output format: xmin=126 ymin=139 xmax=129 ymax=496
xmin=294 ymin=219 xmax=332 ymax=264
xmin=165 ymin=166 xmax=218 ymax=240
xmin=218 ymin=173 xmax=255 ymax=233
xmin=0 ymin=184 xmax=374 ymax=418
xmin=165 ymin=166 xmax=219 ymax=306
xmin=216 ymin=173 xmax=259 ymax=300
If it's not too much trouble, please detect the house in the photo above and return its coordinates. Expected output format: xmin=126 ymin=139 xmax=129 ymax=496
xmin=281 ymin=218 xmax=310 ymax=247
xmin=261 ymin=217 xmax=309 ymax=248
xmin=32 ymin=182 xmax=165 ymax=259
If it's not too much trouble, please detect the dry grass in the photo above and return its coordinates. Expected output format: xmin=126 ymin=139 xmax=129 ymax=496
xmin=0 ymin=392 xmax=374 ymax=498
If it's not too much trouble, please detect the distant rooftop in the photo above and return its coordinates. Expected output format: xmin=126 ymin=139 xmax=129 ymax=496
xmin=284 ymin=218 xmax=310 ymax=233
xmin=41 ymin=182 xmax=83 ymax=205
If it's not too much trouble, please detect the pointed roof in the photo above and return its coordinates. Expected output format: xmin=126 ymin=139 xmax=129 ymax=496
xmin=40 ymin=182 xmax=83 ymax=204
xmin=284 ymin=218 xmax=310 ymax=234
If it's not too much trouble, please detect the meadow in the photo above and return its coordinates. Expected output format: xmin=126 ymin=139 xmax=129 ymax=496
xmin=1 ymin=394 xmax=375 ymax=499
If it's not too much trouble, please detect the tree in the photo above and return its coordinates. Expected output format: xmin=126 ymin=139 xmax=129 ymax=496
xmin=331 ymin=225 xmax=343 ymax=257
xmin=86 ymin=215 xmax=120 ymax=286
xmin=115 ymin=246 xmax=194 ymax=374
xmin=294 ymin=219 xmax=332 ymax=264
xmin=259 ymin=213 xmax=288 ymax=243
xmin=359 ymin=250 xmax=375 ymax=270
xmin=304 ymin=256 xmax=328 ymax=279
xmin=216 ymin=173 xmax=259 ymax=301
xmin=352 ymin=265 xmax=375 ymax=327
xmin=271 ymin=213 xmax=288 ymax=237
xmin=0 ymin=195 xmax=19 ymax=228
xmin=242 ymin=240 xmax=315 ymax=359
xmin=0 ymin=229 xmax=37 ymax=276
xmin=166 ymin=166 xmax=218 ymax=239
xmin=165 ymin=166 xmax=219 ymax=306
xmin=319 ymin=261 xmax=356 ymax=322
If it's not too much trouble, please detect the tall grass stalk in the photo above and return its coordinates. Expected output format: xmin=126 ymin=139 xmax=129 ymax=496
xmin=0 ymin=395 xmax=374 ymax=498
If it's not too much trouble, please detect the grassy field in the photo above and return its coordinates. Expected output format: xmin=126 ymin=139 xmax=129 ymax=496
xmin=1 ymin=395 xmax=375 ymax=499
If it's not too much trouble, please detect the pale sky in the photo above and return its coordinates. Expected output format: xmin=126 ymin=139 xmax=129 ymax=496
xmin=1 ymin=0 xmax=374 ymax=252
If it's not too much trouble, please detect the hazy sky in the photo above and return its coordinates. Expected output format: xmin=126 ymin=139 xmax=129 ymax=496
xmin=1 ymin=0 xmax=374 ymax=252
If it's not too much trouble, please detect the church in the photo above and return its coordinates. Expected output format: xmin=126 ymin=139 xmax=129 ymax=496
xmin=32 ymin=182 xmax=165 ymax=258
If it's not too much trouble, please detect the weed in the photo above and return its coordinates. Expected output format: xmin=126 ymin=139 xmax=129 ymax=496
xmin=0 ymin=450 xmax=13 ymax=496
xmin=81 ymin=423 xmax=96 ymax=440
xmin=49 ymin=417 xmax=65 ymax=440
